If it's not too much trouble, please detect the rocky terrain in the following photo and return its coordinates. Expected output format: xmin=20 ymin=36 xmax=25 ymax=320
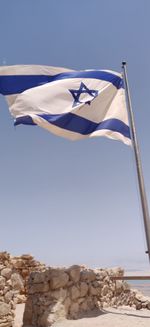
xmin=24 ymin=265 xmax=150 ymax=326
xmin=0 ymin=252 xmax=150 ymax=327
xmin=0 ymin=252 xmax=45 ymax=327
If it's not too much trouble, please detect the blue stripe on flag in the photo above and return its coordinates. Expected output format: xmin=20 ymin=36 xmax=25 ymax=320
xmin=0 ymin=71 xmax=123 ymax=95
xmin=14 ymin=113 xmax=131 ymax=139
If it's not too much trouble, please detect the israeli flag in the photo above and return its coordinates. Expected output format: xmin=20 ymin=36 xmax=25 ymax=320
xmin=0 ymin=65 xmax=131 ymax=145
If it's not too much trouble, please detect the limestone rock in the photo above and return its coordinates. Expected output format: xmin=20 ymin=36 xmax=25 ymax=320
xmin=4 ymin=291 xmax=14 ymax=303
xmin=102 ymin=301 xmax=109 ymax=308
xmin=30 ymin=271 xmax=46 ymax=284
xmin=86 ymin=296 xmax=95 ymax=310
xmin=1 ymin=269 xmax=12 ymax=280
xmin=11 ymin=259 xmax=23 ymax=269
xmin=109 ymin=267 xmax=124 ymax=277
xmin=80 ymin=300 xmax=88 ymax=312
xmin=38 ymin=302 xmax=66 ymax=326
xmin=64 ymin=297 xmax=71 ymax=314
xmin=67 ymin=265 xmax=81 ymax=283
xmin=96 ymin=300 xmax=102 ymax=309
xmin=115 ymin=280 xmax=123 ymax=294
xmin=96 ymin=270 xmax=107 ymax=280
xmin=101 ymin=284 xmax=109 ymax=296
xmin=136 ymin=301 xmax=142 ymax=310
xmin=69 ymin=302 xmax=79 ymax=318
xmin=51 ymin=301 xmax=66 ymax=316
xmin=38 ymin=311 xmax=55 ymax=327
xmin=77 ymin=297 xmax=85 ymax=304
xmin=71 ymin=285 xmax=80 ymax=300
xmin=29 ymin=282 xmax=49 ymax=294
xmin=104 ymin=276 xmax=110 ymax=283
xmin=80 ymin=270 xmax=96 ymax=282
xmin=51 ymin=288 xmax=67 ymax=301
xmin=16 ymin=294 xmax=26 ymax=304
xmin=80 ymin=282 xmax=88 ymax=297
xmin=0 ymin=322 xmax=12 ymax=327
xmin=0 ymin=276 xmax=6 ymax=290
xmin=50 ymin=272 xmax=69 ymax=290
xmin=89 ymin=285 xmax=98 ymax=296
xmin=92 ymin=280 xmax=102 ymax=288
xmin=11 ymin=273 xmax=24 ymax=291
xmin=21 ymin=254 xmax=34 ymax=260
xmin=0 ymin=252 xmax=10 ymax=262
xmin=21 ymin=269 xmax=29 ymax=278
xmin=0 ymin=303 xmax=10 ymax=316
xmin=3 ymin=286 xmax=9 ymax=295
xmin=135 ymin=293 xmax=149 ymax=303
xmin=141 ymin=302 xmax=147 ymax=309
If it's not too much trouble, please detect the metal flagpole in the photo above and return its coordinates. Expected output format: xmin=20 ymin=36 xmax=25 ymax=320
xmin=122 ymin=61 xmax=150 ymax=263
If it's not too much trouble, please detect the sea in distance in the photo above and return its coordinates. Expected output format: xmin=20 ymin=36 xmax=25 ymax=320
xmin=125 ymin=270 xmax=150 ymax=297
xmin=128 ymin=280 xmax=150 ymax=297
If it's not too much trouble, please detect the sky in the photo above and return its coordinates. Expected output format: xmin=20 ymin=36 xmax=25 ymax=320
xmin=0 ymin=0 xmax=150 ymax=272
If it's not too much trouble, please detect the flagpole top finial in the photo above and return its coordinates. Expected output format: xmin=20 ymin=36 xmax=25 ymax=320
xmin=122 ymin=61 xmax=127 ymax=67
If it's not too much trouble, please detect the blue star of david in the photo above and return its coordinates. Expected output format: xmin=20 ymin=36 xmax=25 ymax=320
xmin=69 ymin=82 xmax=98 ymax=107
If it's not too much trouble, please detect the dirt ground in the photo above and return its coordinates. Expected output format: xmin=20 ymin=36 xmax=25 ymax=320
xmin=14 ymin=303 xmax=150 ymax=327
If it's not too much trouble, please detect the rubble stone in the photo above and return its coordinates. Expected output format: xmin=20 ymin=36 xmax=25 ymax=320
xmin=1 ymin=270 xmax=12 ymax=281
xmin=0 ymin=303 xmax=10 ymax=316
xmin=50 ymin=272 xmax=69 ymax=290
xmin=0 ymin=251 xmax=150 ymax=327
xmin=25 ymin=266 xmax=150 ymax=326
xmin=0 ymin=251 xmax=45 ymax=327
xmin=71 ymin=286 xmax=80 ymax=300
xmin=67 ymin=265 xmax=81 ymax=283
xmin=80 ymin=282 xmax=88 ymax=297
xmin=11 ymin=273 xmax=24 ymax=291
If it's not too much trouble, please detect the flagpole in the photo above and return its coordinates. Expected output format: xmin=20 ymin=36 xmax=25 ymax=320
xmin=122 ymin=61 xmax=150 ymax=263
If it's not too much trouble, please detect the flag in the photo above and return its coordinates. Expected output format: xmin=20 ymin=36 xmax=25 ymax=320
xmin=0 ymin=65 xmax=131 ymax=145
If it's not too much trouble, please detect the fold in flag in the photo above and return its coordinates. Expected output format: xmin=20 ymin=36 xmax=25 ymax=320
xmin=0 ymin=65 xmax=131 ymax=145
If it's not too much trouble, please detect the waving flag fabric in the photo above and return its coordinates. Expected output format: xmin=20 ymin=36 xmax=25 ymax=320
xmin=0 ymin=65 xmax=131 ymax=145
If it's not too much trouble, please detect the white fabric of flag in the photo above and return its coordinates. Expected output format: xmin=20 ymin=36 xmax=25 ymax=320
xmin=0 ymin=65 xmax=131 ymax=145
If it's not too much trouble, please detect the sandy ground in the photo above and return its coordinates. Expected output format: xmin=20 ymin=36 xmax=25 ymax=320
xmin=15 ymin=303 xmax=150 ymax=327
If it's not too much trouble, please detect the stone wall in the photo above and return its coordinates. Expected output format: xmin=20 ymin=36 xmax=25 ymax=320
xmin=0 ymin=253 xmax=16 ymax=327
xmin=1 ymin=252 xmax=150 ymax=327
xmin=24 ymin=265 xmax=150 ymax=326
xmin=0 ymin=252 xmax=45 ymax=327
xmin=0 ymin=252 xmax=45 ymax=303
xmin=10 ymin=254 xmax=45 ymax=303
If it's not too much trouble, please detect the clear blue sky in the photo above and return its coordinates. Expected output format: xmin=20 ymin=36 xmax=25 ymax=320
xmin=0 ymin=0 xmax=150 ymax=271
